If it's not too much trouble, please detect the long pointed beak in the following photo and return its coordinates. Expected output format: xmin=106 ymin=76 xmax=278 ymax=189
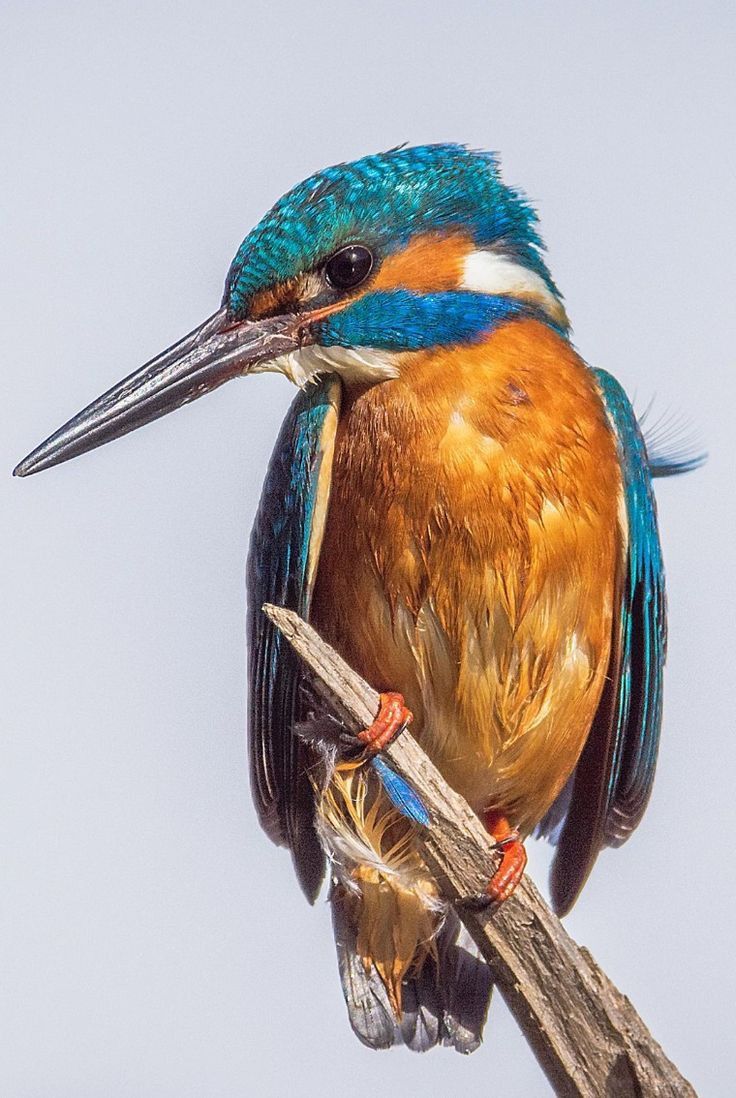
xmin=13 ymin=307 xmax=303 ymax=477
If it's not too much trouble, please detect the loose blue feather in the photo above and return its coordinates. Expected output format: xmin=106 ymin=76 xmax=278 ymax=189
xmin=370 ymin=756 xmax=431 ymax=828
xmin=641 ymin=407 xmax=707 ymax=478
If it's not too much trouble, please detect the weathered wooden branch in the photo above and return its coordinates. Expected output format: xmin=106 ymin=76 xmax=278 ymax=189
xmin=263 ymin=603 xmax=695 ymax=1098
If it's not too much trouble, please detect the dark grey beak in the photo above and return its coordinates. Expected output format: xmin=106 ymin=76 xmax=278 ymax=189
xmin=13 ymin=307 xmax=303 ymax=477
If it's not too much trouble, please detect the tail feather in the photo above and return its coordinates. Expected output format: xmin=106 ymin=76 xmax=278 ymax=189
xmin=331 ymin=887 xmax=492 ymax=1053
xmin=331 ymin=885 xmax=398 ymax=1049
xmin=399 ymin=956 xmax=442 ymax=1051
xmin=440 ymin=919 xmax=494 ymax=1054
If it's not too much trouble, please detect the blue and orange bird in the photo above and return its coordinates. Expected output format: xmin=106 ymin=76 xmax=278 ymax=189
xmin=15 ymin=146 xmax=701 ymax=1053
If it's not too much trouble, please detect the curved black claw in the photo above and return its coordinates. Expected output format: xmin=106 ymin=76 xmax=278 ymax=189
xmin=454 ymin=893 xmax=495 ymax=913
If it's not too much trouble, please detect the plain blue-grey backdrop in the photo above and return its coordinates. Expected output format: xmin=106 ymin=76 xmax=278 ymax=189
xmin=2 ymin=3 xmax=734 ymax=1095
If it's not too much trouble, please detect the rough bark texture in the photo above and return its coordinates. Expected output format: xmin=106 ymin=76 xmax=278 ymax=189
xmin=263 ymin=604 xmax=696 ymax=1098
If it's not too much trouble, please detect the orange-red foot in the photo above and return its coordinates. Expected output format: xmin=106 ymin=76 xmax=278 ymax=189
xmin=483 ymin=811 xmax=527 ymax=903
xmin=357 ymin=692 xmax=413 ymax=755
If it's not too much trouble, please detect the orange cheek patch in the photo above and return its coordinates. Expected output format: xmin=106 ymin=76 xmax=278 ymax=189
xmin=371 ymin=231 xmax=473 ymax=293
xmin=248 ymin=276 xmax=305 ymax=320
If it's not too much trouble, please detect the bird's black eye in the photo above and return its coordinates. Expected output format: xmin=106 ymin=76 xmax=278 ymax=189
xmin=324 ymin=244 xmax=374 ymax=291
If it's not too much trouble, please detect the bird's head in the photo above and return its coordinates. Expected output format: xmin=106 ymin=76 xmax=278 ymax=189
xmin=15 ymin=144 xmax=567 ymax=476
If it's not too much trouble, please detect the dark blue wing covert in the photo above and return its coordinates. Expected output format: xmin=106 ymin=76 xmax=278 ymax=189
xmin=550 ymin=369 xmax=667 ymax=914
xmin=247 ymin=377 xmax=340 ymax=903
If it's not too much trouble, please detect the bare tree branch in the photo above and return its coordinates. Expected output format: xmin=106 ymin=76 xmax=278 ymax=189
xmin=263 ymin=603 xmax=696 ymax=1098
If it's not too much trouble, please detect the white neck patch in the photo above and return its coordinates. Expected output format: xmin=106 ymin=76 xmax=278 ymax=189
xmin=461 ymin=250 xmax=567 ymax=327
xmin=267 ymin=343 xmax=401 ymax=388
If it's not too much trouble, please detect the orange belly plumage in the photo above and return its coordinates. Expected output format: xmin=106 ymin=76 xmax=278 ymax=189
xmin=310 ymin=319 xmax=623 ymax=1009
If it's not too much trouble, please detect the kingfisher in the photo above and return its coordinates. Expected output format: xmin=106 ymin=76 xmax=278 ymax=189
xmin=15 ymin=145 xmax=701 ymax=1053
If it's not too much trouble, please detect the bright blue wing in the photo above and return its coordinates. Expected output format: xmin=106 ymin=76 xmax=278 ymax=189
xmin=550 ymin=369 xmax=667 ymax=914
xmin=247 ymin=376 xmax=340 ymax=902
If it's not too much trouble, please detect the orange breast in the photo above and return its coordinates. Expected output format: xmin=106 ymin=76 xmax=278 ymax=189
xmin=311 ymin=320 xmax=623 ymax=831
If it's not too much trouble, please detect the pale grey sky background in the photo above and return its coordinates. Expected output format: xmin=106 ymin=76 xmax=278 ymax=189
xmin=2 ymin=2 xmax=734 ymax=1095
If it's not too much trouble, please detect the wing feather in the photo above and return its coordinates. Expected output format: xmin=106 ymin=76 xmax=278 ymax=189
xmin=550 ymin=369 xmax=666 ymax=914
xmin=246 ymin=377 xmax=341 ymax=902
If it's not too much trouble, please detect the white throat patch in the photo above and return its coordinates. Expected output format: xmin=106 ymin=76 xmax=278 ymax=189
xmin=268 ymin=344 xmax=401 ymax=388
